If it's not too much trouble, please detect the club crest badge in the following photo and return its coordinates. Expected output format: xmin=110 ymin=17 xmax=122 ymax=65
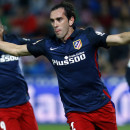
xmin=73 ymin=39 xmax=82 ymax=50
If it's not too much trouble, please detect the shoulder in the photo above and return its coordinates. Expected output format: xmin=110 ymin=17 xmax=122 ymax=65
xmin=79 ymin=27 xmax=97 ymax=37
xmin=77 ymin=26 xmax=97 ymax=38
xmin=83 ymin=26 xmax=95 ymax=34
xmin=32 ymin=37 xmax=52 ymax=47
xmin=82 ymin=27 xmax=106 ymax=38
xmin=44 ymin=34 xmax=58 ymax=45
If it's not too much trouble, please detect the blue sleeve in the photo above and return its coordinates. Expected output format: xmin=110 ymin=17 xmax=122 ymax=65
xmin=3 ymin=34 xmax=38 ymax=45
xmin=85 ymin=27 xmax=109 ymax=48
xmin=27 ymin=39 xmax=46 ymax=57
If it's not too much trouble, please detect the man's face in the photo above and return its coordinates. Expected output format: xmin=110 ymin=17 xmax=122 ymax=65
xmin=50 ymin=8 xmax=74 ymax=40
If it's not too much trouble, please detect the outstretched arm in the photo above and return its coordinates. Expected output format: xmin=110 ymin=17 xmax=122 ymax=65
xmin=0 ymin=41 xmax=31 ymax=56
xmin=0 ymin=23 xmax=31 ymax=56
xmin=106 ymin=32 xmax=130 ymax=46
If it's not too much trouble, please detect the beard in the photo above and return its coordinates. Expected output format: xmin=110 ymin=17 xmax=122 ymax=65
xmin=56 ymin=34 xmax=63 ymax=39
xmin=55 ymin=32 xmax=64 ymax=39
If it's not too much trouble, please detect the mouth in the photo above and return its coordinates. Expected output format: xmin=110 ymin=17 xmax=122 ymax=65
xmin=55 ymin=29 xmax=61 ymax=34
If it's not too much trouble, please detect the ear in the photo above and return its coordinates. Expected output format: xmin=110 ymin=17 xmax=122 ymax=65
xmin=69 ymin=16 xmax=75 ymax=26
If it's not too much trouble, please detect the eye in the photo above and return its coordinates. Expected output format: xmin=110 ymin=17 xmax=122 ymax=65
xmin=57 ymin=17 xmax=63 ymax=22
xmin=50 ymin=19 xmax=54 ymax=23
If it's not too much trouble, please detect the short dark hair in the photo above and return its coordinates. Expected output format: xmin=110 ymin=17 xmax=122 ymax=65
xmin=51 ymin=1 xmax=76 ymax=22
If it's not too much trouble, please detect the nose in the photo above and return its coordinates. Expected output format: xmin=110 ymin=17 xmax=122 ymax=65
xmin=53 ymin=20 xmax=58 ymax=28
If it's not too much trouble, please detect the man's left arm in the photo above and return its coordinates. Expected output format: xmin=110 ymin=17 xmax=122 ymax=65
xmin=106 ymin=32 xmax=130 ymax=46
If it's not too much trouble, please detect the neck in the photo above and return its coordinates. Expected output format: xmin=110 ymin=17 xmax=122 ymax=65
xmin=61 ymin=27 xmax=74 ymax=43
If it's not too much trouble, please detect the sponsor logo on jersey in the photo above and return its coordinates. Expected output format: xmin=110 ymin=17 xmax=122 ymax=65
xmin=0 ymin=54 xmax=19 ymax=63
xmin=52 ymin=51 xmax=86 ymax=66
xmin=73 ymin=39 xmax=82 ymax=50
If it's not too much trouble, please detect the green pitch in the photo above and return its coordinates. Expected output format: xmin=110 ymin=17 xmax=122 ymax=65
xmin=38 ymin=124 xmax=69 ymax=130
xmin=38 ymin=124 xmax=130 ymax=130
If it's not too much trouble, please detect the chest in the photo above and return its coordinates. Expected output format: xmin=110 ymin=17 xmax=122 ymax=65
xmin=46 ymin=36 xmax=96 ymax=69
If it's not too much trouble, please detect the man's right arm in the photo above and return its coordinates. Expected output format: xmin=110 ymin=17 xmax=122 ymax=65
xmin=0 ymin=41 xmax=31 ymax=56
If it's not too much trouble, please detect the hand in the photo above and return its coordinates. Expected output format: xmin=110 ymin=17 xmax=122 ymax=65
xmin=0 ymin=24 xmax=4 ymax=41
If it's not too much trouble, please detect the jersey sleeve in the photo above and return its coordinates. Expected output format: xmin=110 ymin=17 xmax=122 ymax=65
xmin=16 ymin=37 xmax=37 ymax=45
xmin=27 ymin=39 xmax=46 ymax=57
xmin=3 ymin=34 xmax=37 ymax=45
xmin=85 ymin=27 xmax=109 ymax=48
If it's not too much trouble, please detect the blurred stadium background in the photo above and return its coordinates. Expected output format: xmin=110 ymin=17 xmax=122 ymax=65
xmin=0 ymin=0 xmax=130 ymax=129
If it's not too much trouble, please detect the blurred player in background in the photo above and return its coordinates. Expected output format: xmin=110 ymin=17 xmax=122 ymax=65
xmin=126 ymin=59 xmax=130 ymax=89
xmin=0 ymin=1 xmax=130 ymax=130
xmin=0 ymin=23 xmax=38 ymax=130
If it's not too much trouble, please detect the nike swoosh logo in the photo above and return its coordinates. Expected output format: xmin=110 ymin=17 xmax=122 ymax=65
xmin=50 ymin=47 xmax=58 ymax=51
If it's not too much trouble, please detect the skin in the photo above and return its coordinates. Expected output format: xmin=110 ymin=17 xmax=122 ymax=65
xmin=107 ymin=33 xmax=130 ymax=46
xmin=0 ymin=7 xmax=130 ymax=56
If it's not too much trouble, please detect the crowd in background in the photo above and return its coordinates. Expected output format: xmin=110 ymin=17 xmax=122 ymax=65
xmin=0 ymin=0 xmax=129 ymax=77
